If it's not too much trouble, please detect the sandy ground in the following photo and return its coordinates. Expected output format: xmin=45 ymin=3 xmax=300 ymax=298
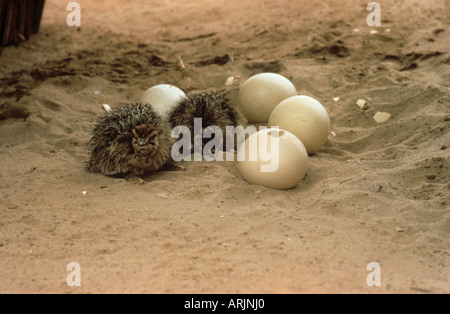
xmin=0 ymin=0 xmax=449 ymax=294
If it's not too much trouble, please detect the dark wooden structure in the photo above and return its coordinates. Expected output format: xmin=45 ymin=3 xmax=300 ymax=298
xmin=0 ymin=0 xmax=46 ymax=47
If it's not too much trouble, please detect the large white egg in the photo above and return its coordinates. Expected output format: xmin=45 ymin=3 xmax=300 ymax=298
xmin=238 ymin=128 xmax=308 ymax=190
xmin=237 ymin=73 xmax=297 ymax=123
xmin=268 ymin=95 xmax=330 ymax=154
xmin=139 ymin=84 xmax=186 ymax=117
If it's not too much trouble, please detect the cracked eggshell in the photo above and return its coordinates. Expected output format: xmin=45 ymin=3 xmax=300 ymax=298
xmin=238 ymin=128 xmax=308 ymax=190
xmin=139 ymin=84 xmax=186 ymax=117
xmin=237 ymin=73 xmax=297 ymax=123
xmin=268 ymin=95 xmax=330 ymax=154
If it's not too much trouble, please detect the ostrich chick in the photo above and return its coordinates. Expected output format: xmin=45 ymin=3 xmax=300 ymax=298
xmin=168 ymin=92 xmax=244 ymax=152
xmin=86 ymin=103 xmax=173 ymax=178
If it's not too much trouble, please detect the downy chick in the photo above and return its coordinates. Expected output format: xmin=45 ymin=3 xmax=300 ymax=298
xmin=86 ymin=103 xmax=173 ymax=177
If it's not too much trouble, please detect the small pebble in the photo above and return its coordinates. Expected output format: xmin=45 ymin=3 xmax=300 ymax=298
xmin=225 ymin=77 xmax=235 ymax=86
xmin=356 ymin=99 xmax=366 ymax=109
xmin=374 ymin=112 xmax=391 ymax=123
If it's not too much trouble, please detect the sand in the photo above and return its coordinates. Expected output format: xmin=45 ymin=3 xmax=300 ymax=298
xmin=0 ymin=0 xmax=449 ymax=294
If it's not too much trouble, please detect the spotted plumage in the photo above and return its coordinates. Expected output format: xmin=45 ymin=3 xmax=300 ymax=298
xmin=168 ymin=92 xmax=244 ymax=151
xmin=86 ymin=103 xmax=173 ymax=177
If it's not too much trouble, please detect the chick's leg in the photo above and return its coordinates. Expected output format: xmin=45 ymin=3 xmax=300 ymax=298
xmin=124 ymin=154 xmax=146 ymax=184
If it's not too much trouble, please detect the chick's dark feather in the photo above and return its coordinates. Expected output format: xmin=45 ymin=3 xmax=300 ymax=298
xmin=86 ymin=103 xmax=173 ymax=177
xmin=168 ymin=92 xmax=244 ymax=150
